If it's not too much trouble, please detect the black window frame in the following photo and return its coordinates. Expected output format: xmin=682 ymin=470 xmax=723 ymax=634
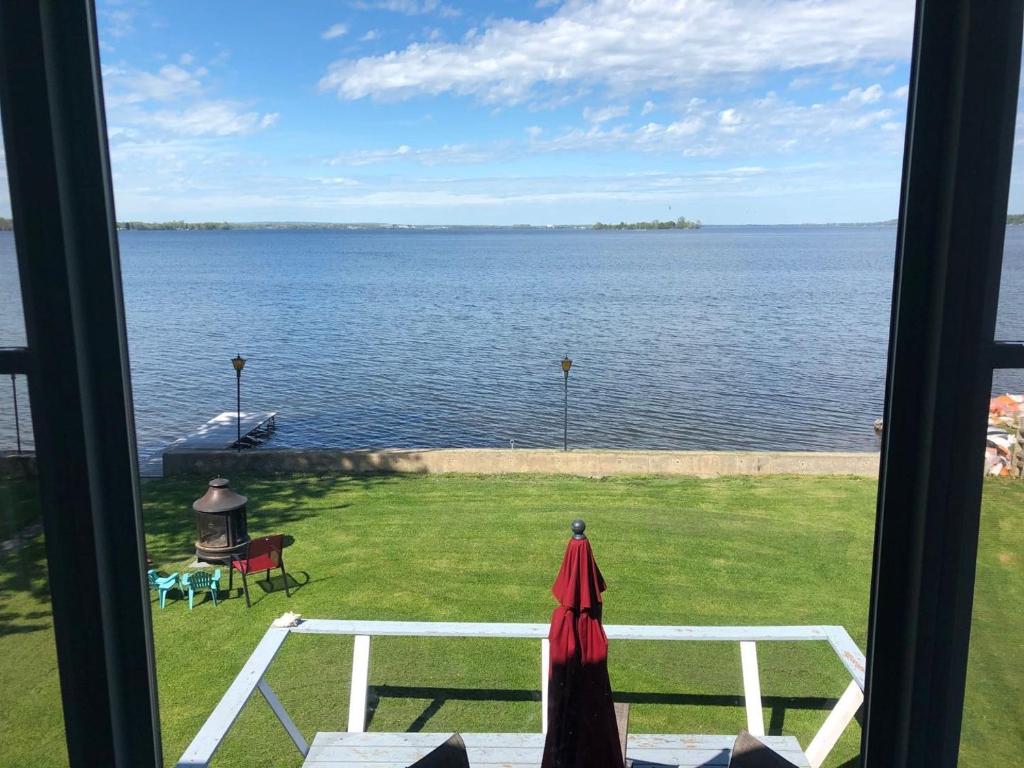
xmin=864 ymin=2 xmax=1024 ymax=766
xmin=0 ymin=1 xmax=1022 ymax=766
xmin=0 ymin=1 xmax=161 ymax=765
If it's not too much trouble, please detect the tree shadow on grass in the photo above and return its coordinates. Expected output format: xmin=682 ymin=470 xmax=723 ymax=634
xmin=140 ymin=473 xmax=399 ymax=565
xmin=0 ymin=473 xmax=397 ymax=625
xmin=365 ymin=685 xmax=848 ymax=736
xmin=0 ymin=610 xmax=50 ymax=637
xmin=0 ymin=535 xmax=49 ymax=599
xmin=222 ymin=569 xmax=313 ymax=605
xmin=0 ymin=478 xmax=42 ymax=541
xmin=0 ymin=535 xmax=55 ymax=636
xmin=366 ymin=686 xmax=863 ymax=766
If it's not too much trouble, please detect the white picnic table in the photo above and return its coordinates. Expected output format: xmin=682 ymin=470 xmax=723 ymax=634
xmin=175 ymin=620 xmax=864 ymax=768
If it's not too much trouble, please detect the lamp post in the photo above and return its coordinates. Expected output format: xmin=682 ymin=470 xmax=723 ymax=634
xmin=10 ymin=373 xmax=21 ymax=454
xmin=561 ymin=355 xmax=572 ymax=451
xmin=231 ymin=354 xmax=246 ymax=452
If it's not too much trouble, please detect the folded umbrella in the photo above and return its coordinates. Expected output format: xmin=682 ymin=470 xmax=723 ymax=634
xmin=541 ymin=519 xmax=624 ymax=768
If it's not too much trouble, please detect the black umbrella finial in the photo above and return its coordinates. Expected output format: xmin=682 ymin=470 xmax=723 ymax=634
xmin=571 ymin=519 xmax=586 ymax=539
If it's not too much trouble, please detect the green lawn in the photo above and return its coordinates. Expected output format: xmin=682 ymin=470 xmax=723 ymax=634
xmin=0 ymin=474 xmax=43 ymax=539
xmin=0 ymin=473 xmax=1019 ymax=768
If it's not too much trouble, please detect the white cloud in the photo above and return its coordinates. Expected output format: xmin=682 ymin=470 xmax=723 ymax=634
xmin=103 ymin=8 xmax=135 ymax=38
xmin=641 ymin=100 xmax=656 ymax=116
xmin=719 ymin=108 xmax=742 ymax=128
xmin=322 ymin=23 xmax=349 ymax=40
xmin=361 ymin=29 xmax=381 ymax=41
xmin=526 ymin=88 xmax=902 ymax=158
xmin=841 ymin=84 xmax=884 ymax=104
xmin=891 ymin=84 xmax=909 ymax=99
xmin=102 ymin=59 xmax=279 ymax=141
xmin=526 ymin=117 xmax=704 ymax=155
xmin=314 ymin=83 xmax=905 ymax=173
xmin=326 ymin=142 xmax=495 ymax=166
xmin=351 ymin=0 xmax=460 ymax=16
xmin=103 ymin=63 xmax=206 ymax=107
xmin=320 ymin=0 xmax=914 ymax=104
xmin=830 ymin=108 xmax=894 ymax=132
xmin=583 ymin=104 xmax=629 ymax=123
xmin=146 ymin=102 xmax=280 ymax=137
xmin=111 ymin=165 xmax=835 ymax=218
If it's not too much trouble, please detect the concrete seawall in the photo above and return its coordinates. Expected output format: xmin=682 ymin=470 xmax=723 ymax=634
xmin=162 ymin=448 xmax=879 ymax=478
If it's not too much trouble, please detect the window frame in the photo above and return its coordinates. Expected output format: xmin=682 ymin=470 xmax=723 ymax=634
xmin=864 ymin=1 xmax=1024 ymax=766
xmin=0 ymin=1 xmax=161 ymax=765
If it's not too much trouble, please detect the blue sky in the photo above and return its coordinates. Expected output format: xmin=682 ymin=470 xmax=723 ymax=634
xmin=6 ymin=0 xmax=1022 ymax=224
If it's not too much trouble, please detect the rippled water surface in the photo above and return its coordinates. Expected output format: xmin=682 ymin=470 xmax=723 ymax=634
xmin=4 ymin=226 xmax=1024 ymax=460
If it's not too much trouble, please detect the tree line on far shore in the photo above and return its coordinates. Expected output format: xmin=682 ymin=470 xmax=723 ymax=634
xmin=4 ymin=214 xmax=1024 ymax=233
xmin=119 ymin=220 xmax=231 ymax=230
xmin=593 ymin=216 xmax=701 ymax=230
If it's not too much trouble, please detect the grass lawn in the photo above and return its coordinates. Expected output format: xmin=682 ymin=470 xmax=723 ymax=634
xmin=0 ymin=473 xmax=1019 ymax=768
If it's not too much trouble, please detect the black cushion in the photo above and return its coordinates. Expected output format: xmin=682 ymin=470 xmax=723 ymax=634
xmin=728 ymin=730 xmax=799 ymax=768
xmin=407 ymin=733 xmax=470 ymax=768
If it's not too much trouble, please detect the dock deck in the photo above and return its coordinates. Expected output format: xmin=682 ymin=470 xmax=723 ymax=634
xmin=140 ymin=411 xmax=276 ymax=477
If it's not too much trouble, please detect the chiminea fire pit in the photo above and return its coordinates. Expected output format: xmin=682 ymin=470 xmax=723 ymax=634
xmin=193 ymin=478 xmax=250 ymax=563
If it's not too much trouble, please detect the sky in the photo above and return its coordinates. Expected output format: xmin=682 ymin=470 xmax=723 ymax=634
xmin=2 ymin=0 xmax=1022 ymax=224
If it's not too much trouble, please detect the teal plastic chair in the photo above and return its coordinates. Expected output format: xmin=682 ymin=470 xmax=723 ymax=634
xmin=147 ymin=569 xmax=179 ymax=608
xmin=182 ymin=568 xmax=221 ymax=609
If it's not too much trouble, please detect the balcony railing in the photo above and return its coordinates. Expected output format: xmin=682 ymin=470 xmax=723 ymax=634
xmin=175 ymin=619 xmax=865 ymax=768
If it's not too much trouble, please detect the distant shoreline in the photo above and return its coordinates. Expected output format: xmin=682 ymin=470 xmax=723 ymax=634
xmin=110 ymin=220 xmax=900 ymax=232
xmin=4 ymin=216 xmax=1024 ymax=232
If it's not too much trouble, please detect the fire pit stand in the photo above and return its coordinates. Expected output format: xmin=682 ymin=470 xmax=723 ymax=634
xmin=193 ymin=478 xmax=250 ymax=564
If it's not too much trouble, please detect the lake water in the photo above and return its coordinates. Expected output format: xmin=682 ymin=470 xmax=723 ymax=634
xmin=3 ymin=226 xmax=1024 ymax=461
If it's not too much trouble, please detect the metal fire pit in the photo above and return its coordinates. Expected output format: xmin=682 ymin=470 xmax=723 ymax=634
xmin=193 ymin=477 xmax=250 ymax=563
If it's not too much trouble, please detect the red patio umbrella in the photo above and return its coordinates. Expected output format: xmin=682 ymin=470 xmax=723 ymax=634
xmin=541 ymin=519 xmax=624 ymax=768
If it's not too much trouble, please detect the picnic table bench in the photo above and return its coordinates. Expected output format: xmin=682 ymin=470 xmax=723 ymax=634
xmin=175 ymin=620 xmax=864 ymax=768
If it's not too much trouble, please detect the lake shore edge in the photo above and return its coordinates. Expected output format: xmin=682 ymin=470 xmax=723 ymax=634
xmin=161 ymin=447 xmax=880 ymax=478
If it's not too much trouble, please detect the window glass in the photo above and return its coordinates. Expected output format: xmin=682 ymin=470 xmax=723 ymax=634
xmin=0 ymin=84 xmax=69 ymax=768
xmin=0 ymin=343 xmax=68 ymax=768
xmin=0 ymin=107 xmax=25 ymax=347
xmin=960 ymin=480 xmax=1024 ymax=765
xmin=961 ymin=77 xmax=1024 ymax=764
xmin=95 ymin=2 xmax=913 ymax=767
xmin=993 ymin=148 xmax=1024 ymax=395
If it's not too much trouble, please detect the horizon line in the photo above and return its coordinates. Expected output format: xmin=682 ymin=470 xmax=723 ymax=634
xmin=103 ymin=218 xmax=904 ymax=228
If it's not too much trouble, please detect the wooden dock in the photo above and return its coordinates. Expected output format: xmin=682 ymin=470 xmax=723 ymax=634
xmin=140 ymin=411 xmax=276 ymax=477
